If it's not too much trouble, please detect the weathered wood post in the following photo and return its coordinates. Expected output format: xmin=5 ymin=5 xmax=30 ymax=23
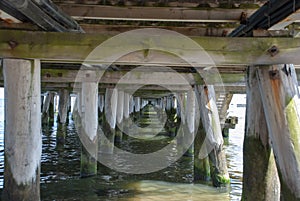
xmin=134 ymin=96 xmax=141 ymax=122
xmin=41 ymin=95 xmax=44 ymax=111
xmin=123 ymin=92 xmax=130 ymax=138
xmin=217 ymin=93 xmax=233 ymax=138
xmin=98 ymin=94 xmax=104 ymax=114
xmin=115 ymin=90 xmax=124 ymax=142
xmin=71 ymin=94 xmax=78 ymax=120
xmin=242 ymin=67 xmax=280 ymax=200
xmin=166 ymin=95 xmax=172 ymax=113
xmin=184 ymin=89 xmax=195 ymax=157
xmin=2 ymin=59 xmax=42 ymax=201
xmin=66 ymin=95 xmax=72 ymax=122
xmin=56 ymin=89 xmax=70 ymax=146
xmin=98 ymin=94 xmax=105 ymax=125
xmin=80 ymin=82 xmax=98 ymax=177
xmin=41 ymin=92 xmax=55 ymax=125
xmin=197 ymin=85 xmax=230 ymax=187
xmin=129 ymin=95 xmax=135 ymax=115
xmin=193 ymin=86 xmax=211 ymax=182
xmin=100 ymin=88 xmax=117 ymax=154
xmin=176 ymin=93 xmax=187 ymax=155
xmin=257 ymin=64 xmax=300 ymax=200
xmin=48 ymin=92 xmax=55 ymax=123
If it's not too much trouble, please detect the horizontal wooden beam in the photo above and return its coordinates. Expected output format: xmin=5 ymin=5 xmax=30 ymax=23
xmin=79 ymin=24 xmax=235 ymax=36
xmin=2 ymin=30 xmax=300 ymax=65
xmin=40 ymin=68 xmax=200 ymax=85
xmin=58 ymin=4 xmax=256 ymax=23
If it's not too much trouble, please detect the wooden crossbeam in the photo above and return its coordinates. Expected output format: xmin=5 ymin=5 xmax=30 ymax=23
xmin=1 ymin=30 xmax=300 ymax=65
xmin=58 ymin=4 xmax=256 ymax=23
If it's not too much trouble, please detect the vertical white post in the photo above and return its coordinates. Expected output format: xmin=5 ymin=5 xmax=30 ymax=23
xmin=3 ymin=59 xmax=42 ymax=201
xmin=80 ymin=82 xmax=98 ymax=177
xmin=134 ymin=97 xmax=141 ymax=112
xmin=129 ymin=95 xmax=135 ymax=115
xmin=58 ymin=89 xmax=69 ymax=124
xmin=124 ymin=93 xmax=130 ymax=119
xmin=116 ymin=90 xmax=124 ymax=142
xmin=101 ymin=88 xmax=118 ymax=154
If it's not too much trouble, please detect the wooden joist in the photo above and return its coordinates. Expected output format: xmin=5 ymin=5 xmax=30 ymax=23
xmin=1 ymin=30 xmax=300 ymax=65
xmin=58 ymin=4 xmax=256 ymax=23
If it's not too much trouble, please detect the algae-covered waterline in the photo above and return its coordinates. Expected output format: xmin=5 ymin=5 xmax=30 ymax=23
xmin=0 ymin=95 xmax=245 ymax=200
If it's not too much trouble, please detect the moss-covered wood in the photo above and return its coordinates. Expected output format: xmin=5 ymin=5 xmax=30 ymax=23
xmin=2 ymin=30 xmax=300 ymax=65
xmin=196 ymin=85 xmax=230 ymax=188
xmin=243 ymin=65 xmax=281 ymax=199
xmin=80 ymin=146 xmax=97 ymax=178
xmin=257 ymin=64 xmax=300 ymax=200
xmin=194 ymin=122 xmax=211 ymax=182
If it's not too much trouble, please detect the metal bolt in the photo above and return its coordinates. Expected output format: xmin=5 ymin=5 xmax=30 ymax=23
xmin=268 ymin=45 xmax=279 ymax=57
xmin=8 ymin=40 xmax=18 ymax=49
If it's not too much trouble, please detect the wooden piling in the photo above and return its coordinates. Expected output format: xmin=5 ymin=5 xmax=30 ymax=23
xmin=257 ymin=64 xmax=300 ymax=200
xmin=194 ymin=121 xmax=211 ymax=182
xmin=80 ymin=82 xmax=98 ymax=177
xmin=115 ymin=90 xmax=124 ymax=142
xmin=100 ymin=88 xmax=117 ymax=154
xmin=49 ymin=92 xmax=55 ymax=123
xmin=196 ymin=85 xmax=230 ymax=187
xmin=98 ymin=94 xmax=104 ymax=113
xmin=121 ymin=93 xmax=130 ymax=138
xmin=184 ymin=89 xmax=196 ymax=157
xmin=242 ymin=66 xmax=280 ymax=200
xmin=134 ymin=97 xmax=141 ymax=113
xmin=57 ymin=89 xmax=70 ymax=124
xmin=41 ymin=92 xmax=55 ymax=125
xmin=56 ymin=123 xmax=67 ymax=149
xmin=2 ymin=59 xmax=42 ymax=201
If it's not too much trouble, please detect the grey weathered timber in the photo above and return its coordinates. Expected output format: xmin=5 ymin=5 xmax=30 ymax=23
xmin=216 ymin=93 xmax=233 ymax=129
xmin=57 ymin=89 xmax=70 ymax=124
xmin=184 ymin=88 xmax=196 ymax=157
xmin=42 ymin=92 xmax=54 ymax=124
xmin=2 ymin=30 xmax=300 ymax=65
xmin=242 ymin=67 xmax=280 ymax=201
xmin=194 ymin=121 xmax=211 ymax=182
xmin=257 ymin=64 xmax=300 ymax=200
xmin=2 ymin=59 xmax=41 ymax=201
xmin=134 ymin=97 xmax=141 ymax=113
xmin=38 ymin=68 xmax=245 ymax=85
xmin=56 ymin=123 xmax=67 ymax=149
xmin=79 ymin=24 xmax=234 ymax=37
xmin=58 ymin=4 xmax=255 ymax=22
xmin=79 ymin=82 xmax=98 ymax=177
xmin=196 ymin=85 xmax=230 ymax=187
xmin=98 ymin=94 xmax=104 ymax=114
xmin=48 ymin=92 xmax=55 ymax=123
xmin=100 ymin=88 xmax=117 ymax=154
xmin=115 ymin=90 xmax=124 ymax=142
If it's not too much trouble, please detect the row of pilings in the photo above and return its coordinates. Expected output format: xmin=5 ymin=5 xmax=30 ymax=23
xmin=1 ymin=58 xmax=300 ymax=201
xmin=40 ymin=85 xmax=229 ymax=186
